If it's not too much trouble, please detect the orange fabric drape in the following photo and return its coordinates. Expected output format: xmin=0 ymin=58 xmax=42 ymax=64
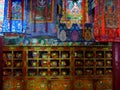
xmin=101 ymin=0 xmax=105 ymax=36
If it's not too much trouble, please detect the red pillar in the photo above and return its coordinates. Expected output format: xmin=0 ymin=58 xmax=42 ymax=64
xmin=0 ymin=36 xmax=3 ymax=90
xmin=112 ymin=43 xmax=120 ymax=90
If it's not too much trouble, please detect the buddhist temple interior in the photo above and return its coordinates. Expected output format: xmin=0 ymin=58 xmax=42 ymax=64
xmin=0 ymin=0 xmax=120 ymax=90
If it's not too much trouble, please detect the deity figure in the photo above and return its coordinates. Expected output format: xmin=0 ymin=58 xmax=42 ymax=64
xmin=71 ymin=3 xmax=80 ymax=14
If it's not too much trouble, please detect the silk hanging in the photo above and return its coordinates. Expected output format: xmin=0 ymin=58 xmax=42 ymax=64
xmin=94 ymin=0 xmax=120 ymax=42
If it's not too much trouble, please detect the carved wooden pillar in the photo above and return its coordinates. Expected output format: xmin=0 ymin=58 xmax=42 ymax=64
xmin=0 ymin=36 xmax=3 ymax=90
xmin=112 ymin=43 xmax=120 ymax=90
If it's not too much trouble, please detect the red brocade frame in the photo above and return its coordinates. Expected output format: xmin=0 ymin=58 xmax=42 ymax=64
xmin=60 ymin=0 xmax=86 ymax=36
xmin=94 ymin=0 xmax=120 ymax=42
xmin=30 ymin=0 xmax=54 ymax=23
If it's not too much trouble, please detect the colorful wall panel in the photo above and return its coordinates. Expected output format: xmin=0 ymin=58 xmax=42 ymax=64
xmin=26 ymin=78 xmax=48 ymax=90
xmin=95 ymin=79 xmax=112 ymax=90
xmin=73 ymin=79 xmax=93 ymax=90
xmin=50 ymin=80 xmax=71 ymax=90
xmin=57 ymin=23 xmax=94 ymax=42
xmin=3 ymin=77 xmax=25 ymax=90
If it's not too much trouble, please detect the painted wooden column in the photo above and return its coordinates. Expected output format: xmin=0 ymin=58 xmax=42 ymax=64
xmin=0 ymin=36 xmax=3 ymax=90
xmin=112 ymin=43 xmax=120 ymax=90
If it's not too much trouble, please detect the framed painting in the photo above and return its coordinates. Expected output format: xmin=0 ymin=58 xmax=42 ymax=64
xmin=30 ymin=0 xmax=54 ymax=23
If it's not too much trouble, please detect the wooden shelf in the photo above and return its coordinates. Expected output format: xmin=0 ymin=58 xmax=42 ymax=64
xmin=2 ymin=46 xmax=113 ymax=90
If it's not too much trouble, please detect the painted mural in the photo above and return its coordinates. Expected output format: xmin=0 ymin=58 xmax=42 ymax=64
xmin=2 ymin=0 xmax=95 ymax=46
xmin=25 ymin=0 xmax=57 ymax=37
xmin=1 ymin=0 xmax=56 ymax=38
xmin=3 ymin=0 xmax=120 ymax=44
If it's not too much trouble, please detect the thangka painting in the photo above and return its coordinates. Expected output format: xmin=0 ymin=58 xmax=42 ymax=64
xmin=2 ymin=0 xmax=26 ymax=33
xmin=94 ymin=0 xmax=120 ymax=42
xmin=30 ymin=0 xmax=54 ymax=23
xmin=105 ymin=0 xmax=118 ymax=28
xmin=60 ymin=0 xmax=86 ymax=25
xmin=66 ymin=0 xmax=82 ymax=21
xmin=7 ymin=0 xmax=24 ymax=20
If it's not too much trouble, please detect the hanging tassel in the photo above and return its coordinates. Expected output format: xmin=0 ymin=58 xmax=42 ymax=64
xmin=45 ymin=0 xmax=48 ymax=32
xmin=45 ymin=21 xmax=48 ymax=32
xmin=34 ymin=0 xmax=37 ymax=32
xmin=94 ymin=0 xmax=98 ymax=39
xmin=82 ymin=0 xmax=85 ymax=37
xmin=85 ymin=0 xmax=89 ymax=23
xmin=21 ymin=0 xmax=24 ymax=32
xmin=65 ymin=0 xmax=66 ymax=18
